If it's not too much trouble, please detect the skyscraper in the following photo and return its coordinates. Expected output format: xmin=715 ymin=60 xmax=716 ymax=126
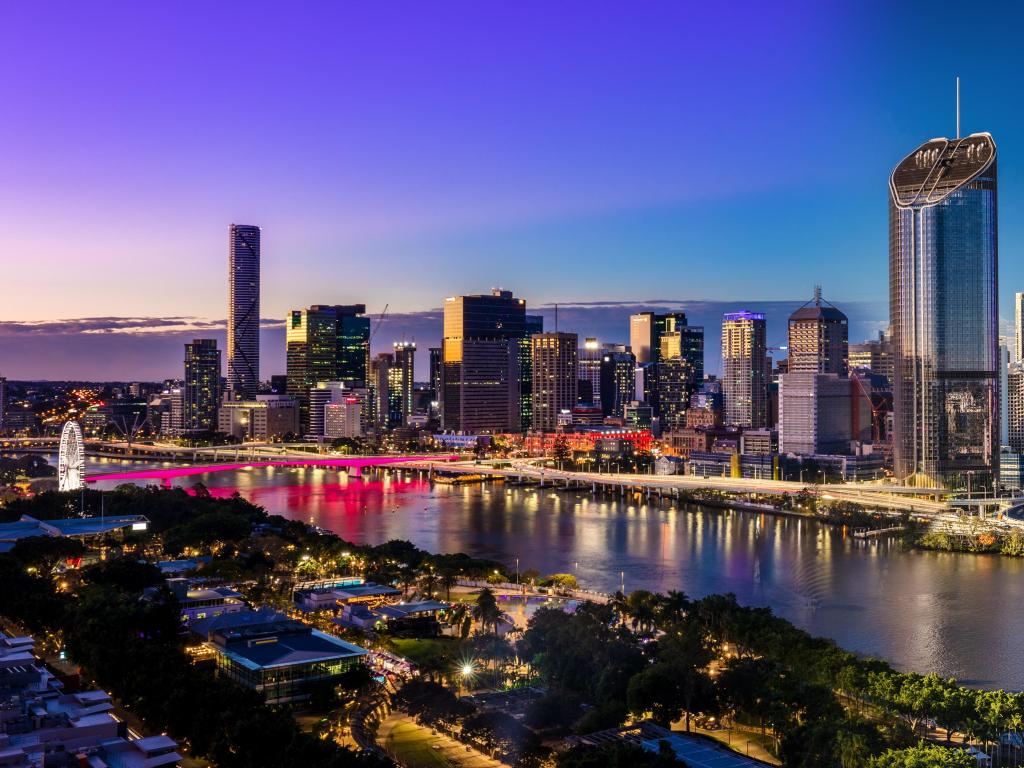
xmin=286 ymin=305 xmax=371 ymax=430
xmin=428 ymin=347 xmax=442 ymax=397
xmin=1016 ymin=292 xmax=1024 ymax=364
xmin=183 ymin=339 xmax=221 ymax=433
xmin=787 ymin=288 xmax=848 ymax=375
xmin=392 ymin=341 xmax=416 ymax=426
xmin=0 ymin=375 xmax=6 ymax=434
xmin=520 ymin=314 xmax=544 ymax=431
xmin=722 ymin=311 xmax=768 ymax=428
xmin=890 ymin=133 xmax=999 ymax=489
xmin=578 ymin=338 xmax=603 ymax=405
xmin=441 ymin=290 xmax=525 ymax=433
xmin=599 ymin=347 xmax=636 ymax=418
xmin=227 ymin=224 xmax=260 ymax=400
xmin=531 ymin=332 xmax=578 ymax=431
xmin=629 ymin=311 xmax=703 ymax=412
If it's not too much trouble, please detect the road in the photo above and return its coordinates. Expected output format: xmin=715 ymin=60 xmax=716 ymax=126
xmin=377 ymin=713 xmax=504 ymax=768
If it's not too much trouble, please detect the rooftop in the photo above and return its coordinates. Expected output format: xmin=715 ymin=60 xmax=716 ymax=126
xmin=0 ymin=515 xmax=149 ymax=544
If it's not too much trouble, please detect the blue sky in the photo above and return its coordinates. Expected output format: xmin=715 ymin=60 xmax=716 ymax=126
xmin=0 ymin=1 xmax=1022 ymax=378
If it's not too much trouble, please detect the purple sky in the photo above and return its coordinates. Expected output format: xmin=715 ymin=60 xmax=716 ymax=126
xmin=2 ymin=2 xmax=1023 ymax=379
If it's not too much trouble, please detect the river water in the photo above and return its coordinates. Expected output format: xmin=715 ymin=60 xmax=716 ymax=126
xmin=83 ymin=458 xmax=1024 ymax=690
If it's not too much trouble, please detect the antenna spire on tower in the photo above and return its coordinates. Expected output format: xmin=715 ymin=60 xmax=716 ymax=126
xmin=956 ymin=76 xmax=960 ymax=139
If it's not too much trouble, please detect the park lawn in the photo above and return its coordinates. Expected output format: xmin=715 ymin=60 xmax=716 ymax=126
xmin=387 ymin=636 xmax=465 ymax=668
xmin=384 ymin=721 xmax=450 ymax=768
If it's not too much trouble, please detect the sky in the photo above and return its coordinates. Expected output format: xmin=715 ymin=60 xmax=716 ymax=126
xmin=2 ymin=1 xmax=1024 ymax=379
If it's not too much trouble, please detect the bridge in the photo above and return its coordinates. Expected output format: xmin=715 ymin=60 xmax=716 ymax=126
xmin=86 ymin=454 xmax=461 ymax=484
xmin=399 ymin=459 xmax=961 ymax=517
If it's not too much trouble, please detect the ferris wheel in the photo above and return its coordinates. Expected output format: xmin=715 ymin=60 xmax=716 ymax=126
xmin=58 ymin=420 xmax=85 ymax=492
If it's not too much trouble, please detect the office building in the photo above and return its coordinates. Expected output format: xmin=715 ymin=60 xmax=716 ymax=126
xmin=787 ymin=288 xmax=848 ymax=375
xmin=531 ymin=332 xmax=578 ymax=431
xmin=849 ymin=333 xmax=893 ymax=383
xmin=630 ymin=312 xmax=657 ymax=365
xmin=441 ymin=289 xmax=525 ymax=433
xmin=183 ymin=339 xmax=221 ymax=433
xmin=286 ymin=305 xmax=371 ymax=430
xmin=218 ymin=396 xmax=299 ymax=441
xmin=325 ymin=396 xmax=364 ymax=439
xmin=779 ymin=373 xmax=854 ymax=456
xmin=519 ymin=314 xmax=544 ymax=431
xmin=890 ymin=132 xmax=999 ymax=489
xmin=392 ymin=341 xmax=416 ymax=426
xmin=428 ymin=346 xmax=442 ymax=396
xmin=722 ymin=311 xmax=768 ymax=428
xmin=0 ymin=375 xmax=5 ymax=434
xmin=578 ymin=338 xmax=603 ymax=405
xmin=227 ymin=223 xmax=260 ymax=400
xmin=630 ymin=311 xmax=704 ymax=412
xmin=599 ymin=347 xmax=636 ymax=418
xmin=1001 ymin=449 xmax=1024 ymax=491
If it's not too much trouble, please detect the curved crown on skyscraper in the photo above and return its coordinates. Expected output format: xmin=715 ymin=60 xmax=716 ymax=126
xmin=890 ymin=132 xmax=996 ymax=209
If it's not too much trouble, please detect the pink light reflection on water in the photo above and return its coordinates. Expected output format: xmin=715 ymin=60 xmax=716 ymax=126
xmin=187 ymin=474 xmax=437 ymax=544
xmin=86 ymin=455 xmax=458 ymax=483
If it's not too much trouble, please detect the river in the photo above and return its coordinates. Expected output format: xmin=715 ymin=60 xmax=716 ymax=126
xmin=81 ymin=457 xmax=1024 ymax=690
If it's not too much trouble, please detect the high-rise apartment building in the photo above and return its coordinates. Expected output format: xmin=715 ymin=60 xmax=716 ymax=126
xmin=787 ymin=288 xmax=848 ymax=375
xmin=722 ymin=311 xmax=768 ymax=428
xmin=227 ymin=224 xmax=260 ymax=400
xmin=1009 ymin=367 xmax=1024 ymax=454
xmin=1016 ymin=292 xmax=1024 ymax=364
xmin=890 ymin=133 xmax=999 ymax=489
xmin=392 ymin=342 xmax=416 ymax=426
xmin=657 ymin=355 xmax=694 ymax=431
xmin=441 ymin=290 xmax=525 ymax=433
xmin=183 ymin=339 xmax=221 ymax=433
xmin=286 ymin=305 xmax=370 ymax=430
xmin=531 ymin=332 xmax=578 ymax=432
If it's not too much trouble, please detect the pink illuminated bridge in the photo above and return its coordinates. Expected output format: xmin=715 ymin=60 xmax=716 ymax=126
xmin=86 ymin=455 xmax=460 ymax=484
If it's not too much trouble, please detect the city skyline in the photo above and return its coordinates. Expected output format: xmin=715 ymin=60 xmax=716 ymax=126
xmin=5 ymin=3 xmax=1024 ymax=378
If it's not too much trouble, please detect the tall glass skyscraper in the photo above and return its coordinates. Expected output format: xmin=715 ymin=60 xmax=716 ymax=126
xmin=890 ymin=133 xmax=998 ymax=489
xmin=227 ymin=224 xmax=261 ymax=399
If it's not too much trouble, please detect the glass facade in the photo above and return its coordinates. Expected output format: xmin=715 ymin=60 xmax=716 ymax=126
xmin=183 ymin=339 xmax=221 ymax=432
xmin=890 ymin=134 xmax=999 ymax=489
xmin=227 ymin=224 xmax=260 ymax=399
xmin=286 ymin=305 xmax=370 ymax=431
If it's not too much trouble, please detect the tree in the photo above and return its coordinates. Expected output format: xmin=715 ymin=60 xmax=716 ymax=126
xmin=10 ymin=536 xmax=85 ymax=576
xmin=472 ymin=588 xmax=503 ymax=635
xmin=552 ymin=436 xmax=572 ymax=468
xmin=867 ymin=744 xmax=976 ymax=768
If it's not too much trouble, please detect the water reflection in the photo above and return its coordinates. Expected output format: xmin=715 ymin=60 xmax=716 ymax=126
xmin=86 ymin=461 xmax=1024 ymax=689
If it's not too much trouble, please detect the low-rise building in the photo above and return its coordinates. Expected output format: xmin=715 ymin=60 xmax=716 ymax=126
xmin=217 ymin=396 xmax=299 ymax=441
xmin=195 ymin=609 xmax=368 ymax=705
xmin=0 ymin=515 xmax=148 ymax=555
xmin=0 ymin=634 xmax=181 ymax=767
xmin=293 ymin=579 xmax=401 ymax=613
xmin=165 ymin=580 xmax=246 ymax=626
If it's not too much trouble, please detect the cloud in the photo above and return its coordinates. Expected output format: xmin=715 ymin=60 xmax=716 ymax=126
xmin=0 ymin=300 xmax=889 ymax=381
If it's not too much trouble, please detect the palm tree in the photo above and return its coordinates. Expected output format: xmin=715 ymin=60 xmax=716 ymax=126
xmin=656 ymin=590 xmax=690 ymax=628
xmin=421 ymin=568 xmax=439 ymax=599
xmin=609 ymin=590 xmax=629 ymax=626
xmin=472 ymin=588 xmax=503 ymax=635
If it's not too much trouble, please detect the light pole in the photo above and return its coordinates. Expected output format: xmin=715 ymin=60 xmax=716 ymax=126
xmin=620 ymin=570 xmax=625 ymax=594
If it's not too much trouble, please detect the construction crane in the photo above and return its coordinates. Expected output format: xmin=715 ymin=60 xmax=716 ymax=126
xmin=368 ymin=303 xmax=389 ymax=345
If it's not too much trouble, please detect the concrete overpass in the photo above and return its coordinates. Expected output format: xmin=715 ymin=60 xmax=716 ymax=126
xmin=398 ymin=459 xmax=956 ymax=516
